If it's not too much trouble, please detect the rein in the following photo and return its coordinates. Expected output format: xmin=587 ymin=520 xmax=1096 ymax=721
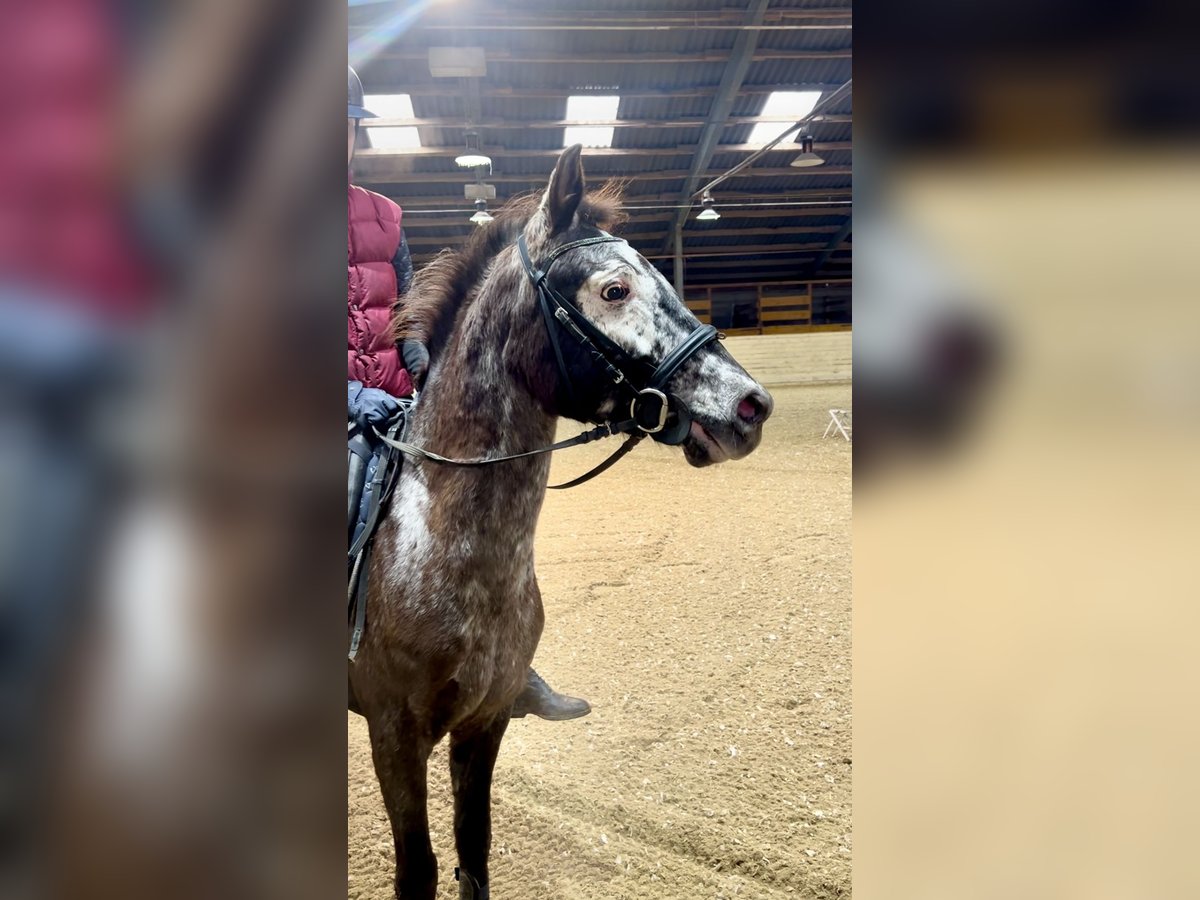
xmin=377 ymin=231 xmax=720 ymax=490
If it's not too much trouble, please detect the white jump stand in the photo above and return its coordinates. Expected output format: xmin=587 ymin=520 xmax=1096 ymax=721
xmin=823 ymin=408 xmax=852 ymax=442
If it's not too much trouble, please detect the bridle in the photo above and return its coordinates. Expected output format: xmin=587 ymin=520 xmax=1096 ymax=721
xmin=377 ymin=229 xmax=720 ymax=489
xmin=519 ymin=231 xmax=719 ymax=444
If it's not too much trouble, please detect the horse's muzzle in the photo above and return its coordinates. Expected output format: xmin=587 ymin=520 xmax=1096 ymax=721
xmin=682 ymin=387 xmax=773 ymax=467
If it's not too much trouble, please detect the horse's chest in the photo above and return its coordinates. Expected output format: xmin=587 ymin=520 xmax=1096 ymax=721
xmin=378 ymin=473 xmax=546 ymax=698
xmin=390 ymin=529 xmax=536 ymax=623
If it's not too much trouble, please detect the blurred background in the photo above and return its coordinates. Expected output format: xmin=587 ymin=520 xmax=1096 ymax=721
xmin=0 ymin=1 xmax=346 ymax=898
xmin=853 ymin=1 xmax=1200 ymax=898
xmin=2 ymin=0 xmax=1198 ymax=897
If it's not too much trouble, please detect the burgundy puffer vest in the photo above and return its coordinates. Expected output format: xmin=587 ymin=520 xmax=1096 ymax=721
xmin=348 ymin=184 xmax=412 ymax=397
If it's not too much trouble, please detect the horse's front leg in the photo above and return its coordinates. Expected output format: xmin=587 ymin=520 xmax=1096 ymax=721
xmin=368 ymin=711 xmax=438 ymax=900
xmin=448 ymin=713 xmax=511 ymax=900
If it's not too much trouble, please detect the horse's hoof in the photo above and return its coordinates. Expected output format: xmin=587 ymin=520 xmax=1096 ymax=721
xmin=455 ymin=866 xmax=487 ymax=900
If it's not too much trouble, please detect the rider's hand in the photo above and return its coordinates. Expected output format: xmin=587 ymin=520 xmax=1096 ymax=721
xmin=401 ymin=340 xmax=430 ymax=391
xmin=348 ymin=381 xmax=400 ymax=431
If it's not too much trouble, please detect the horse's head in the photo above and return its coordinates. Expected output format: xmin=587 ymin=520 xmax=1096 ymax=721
xmin=520 ymin=145 xmax=773 ymax=466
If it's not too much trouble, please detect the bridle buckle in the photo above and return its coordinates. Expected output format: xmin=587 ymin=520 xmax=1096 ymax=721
xmin=631 ymin=387 xmax=670 ymax=434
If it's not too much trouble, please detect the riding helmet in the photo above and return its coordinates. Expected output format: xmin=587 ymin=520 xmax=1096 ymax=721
xmin=348 ymin=66 xmax=376 ymax=119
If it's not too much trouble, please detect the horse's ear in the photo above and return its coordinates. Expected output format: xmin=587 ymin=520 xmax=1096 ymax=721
xmin=543 ymin=144 xmax=585 ymax=235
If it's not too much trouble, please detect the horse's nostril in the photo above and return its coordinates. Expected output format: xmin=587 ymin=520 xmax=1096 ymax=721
xmin=736 ymin=390 xmax=772 ymax=426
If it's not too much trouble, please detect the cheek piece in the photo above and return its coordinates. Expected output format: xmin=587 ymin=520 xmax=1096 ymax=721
xmin=517 ymin=232 xmax=719 ymax=445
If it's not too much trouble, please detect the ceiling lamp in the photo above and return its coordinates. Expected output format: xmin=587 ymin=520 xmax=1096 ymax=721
xmin=696 ymin=191 xmax=720 ymax=221
xmin=455 ymin=131 xmax=492 ymax=168
xmin=469 ymin=199 xmax=494 ymax=226
xmin=789 ymin=134 xmax=825 ymax=168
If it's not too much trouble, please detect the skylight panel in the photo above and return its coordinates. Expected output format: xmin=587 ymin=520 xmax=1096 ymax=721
xmin=366 ymin=127 xmax=422 ymax=150
xmin=364 ymin=93 xmax=415 ymax=119
xmin=747 ymin=91 xmax=823 ymax=145
xmin=563 ymin=95 xmax=620 ymax=148
xmin=363 ymin=93 xmax=421 ymax=149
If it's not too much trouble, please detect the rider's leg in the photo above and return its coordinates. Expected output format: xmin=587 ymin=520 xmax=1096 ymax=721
xmin=510 ymin=668 xmax=590 ymax=721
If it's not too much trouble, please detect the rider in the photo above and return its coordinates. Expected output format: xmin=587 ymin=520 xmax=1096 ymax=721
xmin=347 ymin=66 xmax=589 ymax=721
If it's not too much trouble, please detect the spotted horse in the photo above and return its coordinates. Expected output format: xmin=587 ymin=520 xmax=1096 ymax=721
xmin=348 ymin=145 xmax=773 ymax=899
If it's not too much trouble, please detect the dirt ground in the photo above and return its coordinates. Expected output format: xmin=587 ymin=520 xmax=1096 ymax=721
xmin=349 ymin=383 xmax=852 ymax=899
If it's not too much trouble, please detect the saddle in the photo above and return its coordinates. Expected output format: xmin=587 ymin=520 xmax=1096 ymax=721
xmin=347 ymin=400 xmax=412 ymax=660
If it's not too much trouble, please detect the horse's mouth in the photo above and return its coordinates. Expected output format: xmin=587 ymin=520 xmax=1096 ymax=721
xmin=682 ymin=420 xmax=731 ymax=467
xmin=682 ymin=409 xmax=768 ymax=466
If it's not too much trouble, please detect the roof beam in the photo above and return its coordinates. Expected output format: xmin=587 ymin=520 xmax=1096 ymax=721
xmin=638 ymin=243 xmax=840 ymax=260
xmin=400 ymin=207 xmax=850 ymax=227
xmin=661 ymin=258 xmax=837 ymax=271
xmin=660 ymin=251 xmax=851 ymax=266
xmin=694 ymin=80 xmax=853 ymax=198
xmin=808 ymin=217 xmax=854 ymax=276
xmin=394 ymin=84 xmax=844 ymax=100
xmin=379 ymin=189 xmax=852 ymax=207
xmin=356 ymin=142 xmax=850 ymax=160
xmin=413 ymin=240 xmax=839 ymax=257
xmin=412 ymin=24 xmax=848 ymax=32
xmin=358 ymin=9 xmax=852 ymax=31
xmin=677 ymin=225 xmax=844 ymax=238
xmin=353 ymin=9 xmax=851 ymax=27
xmin=643 ymin=206 xmax=851 ymax=222
xmin=660 ymin=0 xmax=772 ymax=256
xmin=628 ymin=188 xmax=852 ymax=203
xmin=405 ymin=228 xmax=842 ymax=247
xmin=356 ymin=166 xmax=851 ymax=185
xmin=374 ymin=48 xmax=849 ymax=64
xmin=368 ymin=114 xmax=852 ymax=129
xmin=406 ymin=226 xmax=844 ymax=246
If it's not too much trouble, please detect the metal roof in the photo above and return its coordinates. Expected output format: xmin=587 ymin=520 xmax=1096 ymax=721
xmin=350 ymin=0 xmax=851 ymax=286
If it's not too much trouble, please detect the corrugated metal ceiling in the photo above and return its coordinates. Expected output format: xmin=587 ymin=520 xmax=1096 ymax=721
xmin=349 ymin=0 xmax=852 ymax=284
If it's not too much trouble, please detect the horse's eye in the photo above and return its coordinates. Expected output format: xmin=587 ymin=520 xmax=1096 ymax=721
xmin=603 ymin=283 xmax=629 ymax=302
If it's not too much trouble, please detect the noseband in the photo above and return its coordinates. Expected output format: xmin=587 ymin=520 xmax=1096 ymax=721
xmin=517 ymin=231 xmax=719 ymax=445
xmin=377 ymin=230 xmax=720 ymax=490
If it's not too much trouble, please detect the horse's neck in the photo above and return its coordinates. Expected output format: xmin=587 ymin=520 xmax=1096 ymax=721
xmin=404 ymin=293 xmax=557 ymax=548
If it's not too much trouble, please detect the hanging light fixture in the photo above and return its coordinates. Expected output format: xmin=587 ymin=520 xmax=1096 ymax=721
xmin=696 ymin=190 xmax=720 ymax=221
xmin=789 ymin=133 xmax=825 ymax=168
xmin=469 ymin=198 xmax=494 ymax=225
xmin=455 ymin=131 xmax=492 ymax=168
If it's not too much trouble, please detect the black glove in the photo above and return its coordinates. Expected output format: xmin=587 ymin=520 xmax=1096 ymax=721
xmin=401 ymin=339 xmax=430 ymax=390
xmin=347 ymin=380 xmax=400 ymax=431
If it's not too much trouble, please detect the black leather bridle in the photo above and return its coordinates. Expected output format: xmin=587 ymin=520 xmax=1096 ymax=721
xmin=518 ymin=231 xmax=720 ymax=445
xmin=378 ymin=230 xmax=720 ymax=489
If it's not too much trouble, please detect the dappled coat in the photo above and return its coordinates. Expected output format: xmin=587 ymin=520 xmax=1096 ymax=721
xmin=348 ymin=184 xmax=414 ymax=397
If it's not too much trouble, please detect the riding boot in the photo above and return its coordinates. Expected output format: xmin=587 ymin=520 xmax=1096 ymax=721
xmin=455 ymin=867 xmax=488 ymax=900
xmin=347 ymin=431 xmax=371 ymax=541
xmin=510 ymin=668 xmax=591 ymax=721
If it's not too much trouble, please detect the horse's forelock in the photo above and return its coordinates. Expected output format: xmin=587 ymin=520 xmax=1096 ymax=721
xmin=579 ymin=181 xmax=627 ymax=231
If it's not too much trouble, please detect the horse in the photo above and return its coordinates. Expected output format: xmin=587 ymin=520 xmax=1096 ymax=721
xmin=349 ymin=145 xmax=774 ymax=899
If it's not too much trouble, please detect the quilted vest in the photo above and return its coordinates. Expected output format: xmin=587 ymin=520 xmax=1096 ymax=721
xmin=348 ymin=184 xmax=412 ymax=397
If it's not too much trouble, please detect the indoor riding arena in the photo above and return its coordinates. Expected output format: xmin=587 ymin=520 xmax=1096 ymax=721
xmin=349 ymin=3 xmax=851 ymax=897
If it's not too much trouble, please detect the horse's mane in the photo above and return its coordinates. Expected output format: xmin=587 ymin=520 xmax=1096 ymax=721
xmin=392 ymin=182 xmax=626 ymax=358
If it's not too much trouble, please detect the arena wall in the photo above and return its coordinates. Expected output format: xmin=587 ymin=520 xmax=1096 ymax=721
xmin=722 ymin=329 xmax=852 ymax=386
